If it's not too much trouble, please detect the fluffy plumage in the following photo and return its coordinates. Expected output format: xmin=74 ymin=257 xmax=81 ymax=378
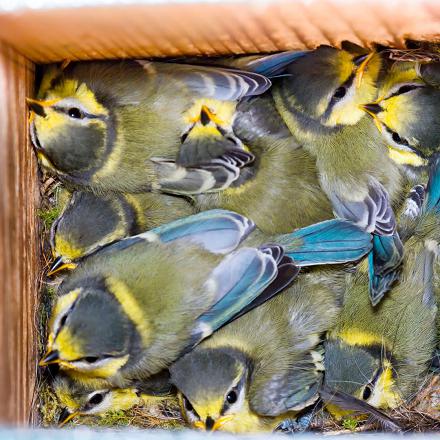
xmin=50 ymin=190 xmax=195 ymax=273
xmin=324 ymin=156 xmax=440 ymax=415
xmin=29 ymin=61 xmax=270 ymax=193
xmin=170 ymin=267 xmax=346 ymax=433
xmin=271 ymin=45 xmax=408 ymax=304
xmin=362 ymin=59 xmax=440 ymax=160
xmin=41 ymin=210 xmax=371 ymax=390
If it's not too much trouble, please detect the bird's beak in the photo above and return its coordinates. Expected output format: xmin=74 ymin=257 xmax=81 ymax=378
xmin=359 ymin=103 xmax=383 ymax=132
xmin=362 ymin=103 xmax=382 ymax=115
xmin=47 ymin=256 xmax=78 ymax=277
xmin=200 ymin=106 xmax=213 ymax=126
xmin=58 ymin=408 xmax=79 ymax=427
xmin=197 ymin=105 xmax=223 ymax=126
xmin=26 ymin=99 xmax=47 ymax=118
xmin=194 ymin=415 xmax=234 ymax=432
xmin=355 ymin=51 xmax=375 ymax=87
xmin=39 ymin=350 xmax=60 ymax=366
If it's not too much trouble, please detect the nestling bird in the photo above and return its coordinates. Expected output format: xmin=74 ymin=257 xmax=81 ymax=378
xmin=28 ymin=61 xmax=271 ymax=193
xmin=361 ymin=59 xmax=440 ymax=161
xmin=49 ymin=190 xmax=195 ymax=275
xmin=170 ymin=267 xmax=346 ymax=433
xmin=54 ymin=369 xmax=173 ymax=426
xmin=324 ymin=156 xmax=440 ymax=417
xmin=29 ymin=56 xmax=336 ymax=235
xmin=40 ymin=209 xmax=372 ymax=387
xmin=271 ymin=45 xmax=408 ymax=305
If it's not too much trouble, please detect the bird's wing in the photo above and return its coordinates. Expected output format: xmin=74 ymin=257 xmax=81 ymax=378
xmin=152 ymin=151 xmax=253 ymax=194
xmin=237 ymin=51 xmax=308 ymax=77
xmin=249 ymin=350 xmax=323 ymax=416
xmin=220 ymin=254 xmax=299 ymax=324
xmin=320 ymin=386 xmax=402 ymax=432
xmin=331 ymin=179 xmax=396 ymax=236
xmin=141 ymin=209 xmax=255 ymax=254
xmin=368 ymin=234 xmax=404 ymax=305
xmin=191 ymin=244 xmax=299 ymax=341
xmin=177 ymin=132 xmax=254 ymax=167
xmin=425 ymin=153 xmax=440 ymax=213
xmin=143 ymin=61 xmax=272 ymax=100
xmin=102 ymin=209 xmax=254 ymax=255
xmin=277 ymin=218 xmax=373 ymax=266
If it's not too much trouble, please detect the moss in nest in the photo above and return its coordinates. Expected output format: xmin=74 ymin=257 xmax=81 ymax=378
xmin=38 ymin=381 xmax=61 ymax=427
xmin=342 ymin=418 xmax=359 ymax=431
xmin=38 ymin=206 xmax=61 ymax=231
xmin=63 ymin=398 xmax=185 ymax=430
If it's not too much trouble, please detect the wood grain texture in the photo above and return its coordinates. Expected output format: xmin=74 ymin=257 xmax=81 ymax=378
xmin=0 ymin=0 xmax=439 ymax=63
xmin=0 ymin=42 xmax=39 ymax=425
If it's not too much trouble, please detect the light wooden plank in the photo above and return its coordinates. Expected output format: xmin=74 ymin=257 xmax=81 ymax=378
xmin=0 ymin=0 xmax=438 ymax=63
xmin=0 ymin=42 xmax=39 ymax=425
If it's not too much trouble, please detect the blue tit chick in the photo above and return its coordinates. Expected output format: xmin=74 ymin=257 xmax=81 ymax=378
xmin=170 ymin=267 xmax=346 ymax=433
xmin=361 ymin=59 xmax=440 ymax=162
xmin=54 ymin=369 xmax=173 ymax=426
xmin=49 ymin=190 xmax=195 ymax=276
xmin=271 ymin=45 xmax=408 ymax=305
xmin=28 ymin=61 xmax=270 ymax=193
xmin=324 ymin=155 xmax=440 ymax=418
xmin=40 ymin=209 xmax=372 ymax=387
xmin=160 ymin=52 xmax=336 ymax=233
xmin=192 ymin=90 xmax=335 ymax=233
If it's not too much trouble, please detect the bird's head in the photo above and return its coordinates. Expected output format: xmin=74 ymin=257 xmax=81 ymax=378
xmin=170 ymin=347 xmax=258 ymax=433
xmin=40 ymin=285 xmax=139 ymax=379
xmin=283 ymin=45 xmax=381 ymax=127
xmin=28 ymin=67 xmax=112 ymax=178
xmin=48 ymin=191 xmax=133 ymax=276
xmin=324 ymin=336 xmax=401 ymax=419
xmin=362 ymin=71 xmax=440 ymax=160
xmin=54 ymin=373 xmax=141 ymax=426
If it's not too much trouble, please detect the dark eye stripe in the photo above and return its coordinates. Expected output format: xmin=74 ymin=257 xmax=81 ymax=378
xmin=388 ymin=84 xmax=424 ymax=99
xmin=323 ymin=73 xmax=356 ymax=120
xmin=52 ymin=106 xmax=102 ymax=120
xmin=387 ymin=128 xmax=410 ymax=147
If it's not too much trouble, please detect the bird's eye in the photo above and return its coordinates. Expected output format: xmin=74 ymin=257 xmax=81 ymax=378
xmin=333 ymin=87 xmax=347 ymax=100
xmin=392 ymin=132 xmax=402 ymax=143
xmin=183 ymin=396 xmax=193 ymax=412
xmin=180 ymin=132 xmax=189 ymax=143
xmin=226 ymin=390 xmax=237 ymax=404
xmin=68 ymin=107 xmax=84 ymax=119
xmin=362 ymin=385 xmax=372 ymax=400
xmin=391 ymin=131 xmax=410 ymax=146
xmin=84 ymin=356 xmax=99 ymax=364
xmin=59 ymin=315 xmax=67 ymax=327
xmin=397 ymin=84 xmax=420 ymax=95
xmin=88 ymin=393 xmax=104 ymax=406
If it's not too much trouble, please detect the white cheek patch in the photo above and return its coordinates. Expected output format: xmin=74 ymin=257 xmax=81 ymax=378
xmin=185 ymin=407 xmax=199 ymax=424
xmin=85 ymin=392 xmax=113 ymax=415
xmin=56 ymin=98 xmax=90 ymax=115
xmin=223 ymin=382 xmax=246 ymax=416
xmin=70 ymin=357 xmax=114 ymax=372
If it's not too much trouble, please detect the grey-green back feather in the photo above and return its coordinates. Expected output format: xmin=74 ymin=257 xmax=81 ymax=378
xmin=180 ymin=267 xmax=345 ymax=416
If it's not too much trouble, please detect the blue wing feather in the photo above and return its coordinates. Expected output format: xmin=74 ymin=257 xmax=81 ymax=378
xmin=244 ymin=51 xmax=309 ymax=77
xmin=425 ymin=154 xmax=440 ymax=213
xmin=368 ymin=234 xmax=403 ymax=306
xmin=140 ymin=209 xmax=255 ymax=254
xmin=193 ymin=247 xmax=277 ymax=335
xmin=277 ymin=219 xmax=372 ymax=266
